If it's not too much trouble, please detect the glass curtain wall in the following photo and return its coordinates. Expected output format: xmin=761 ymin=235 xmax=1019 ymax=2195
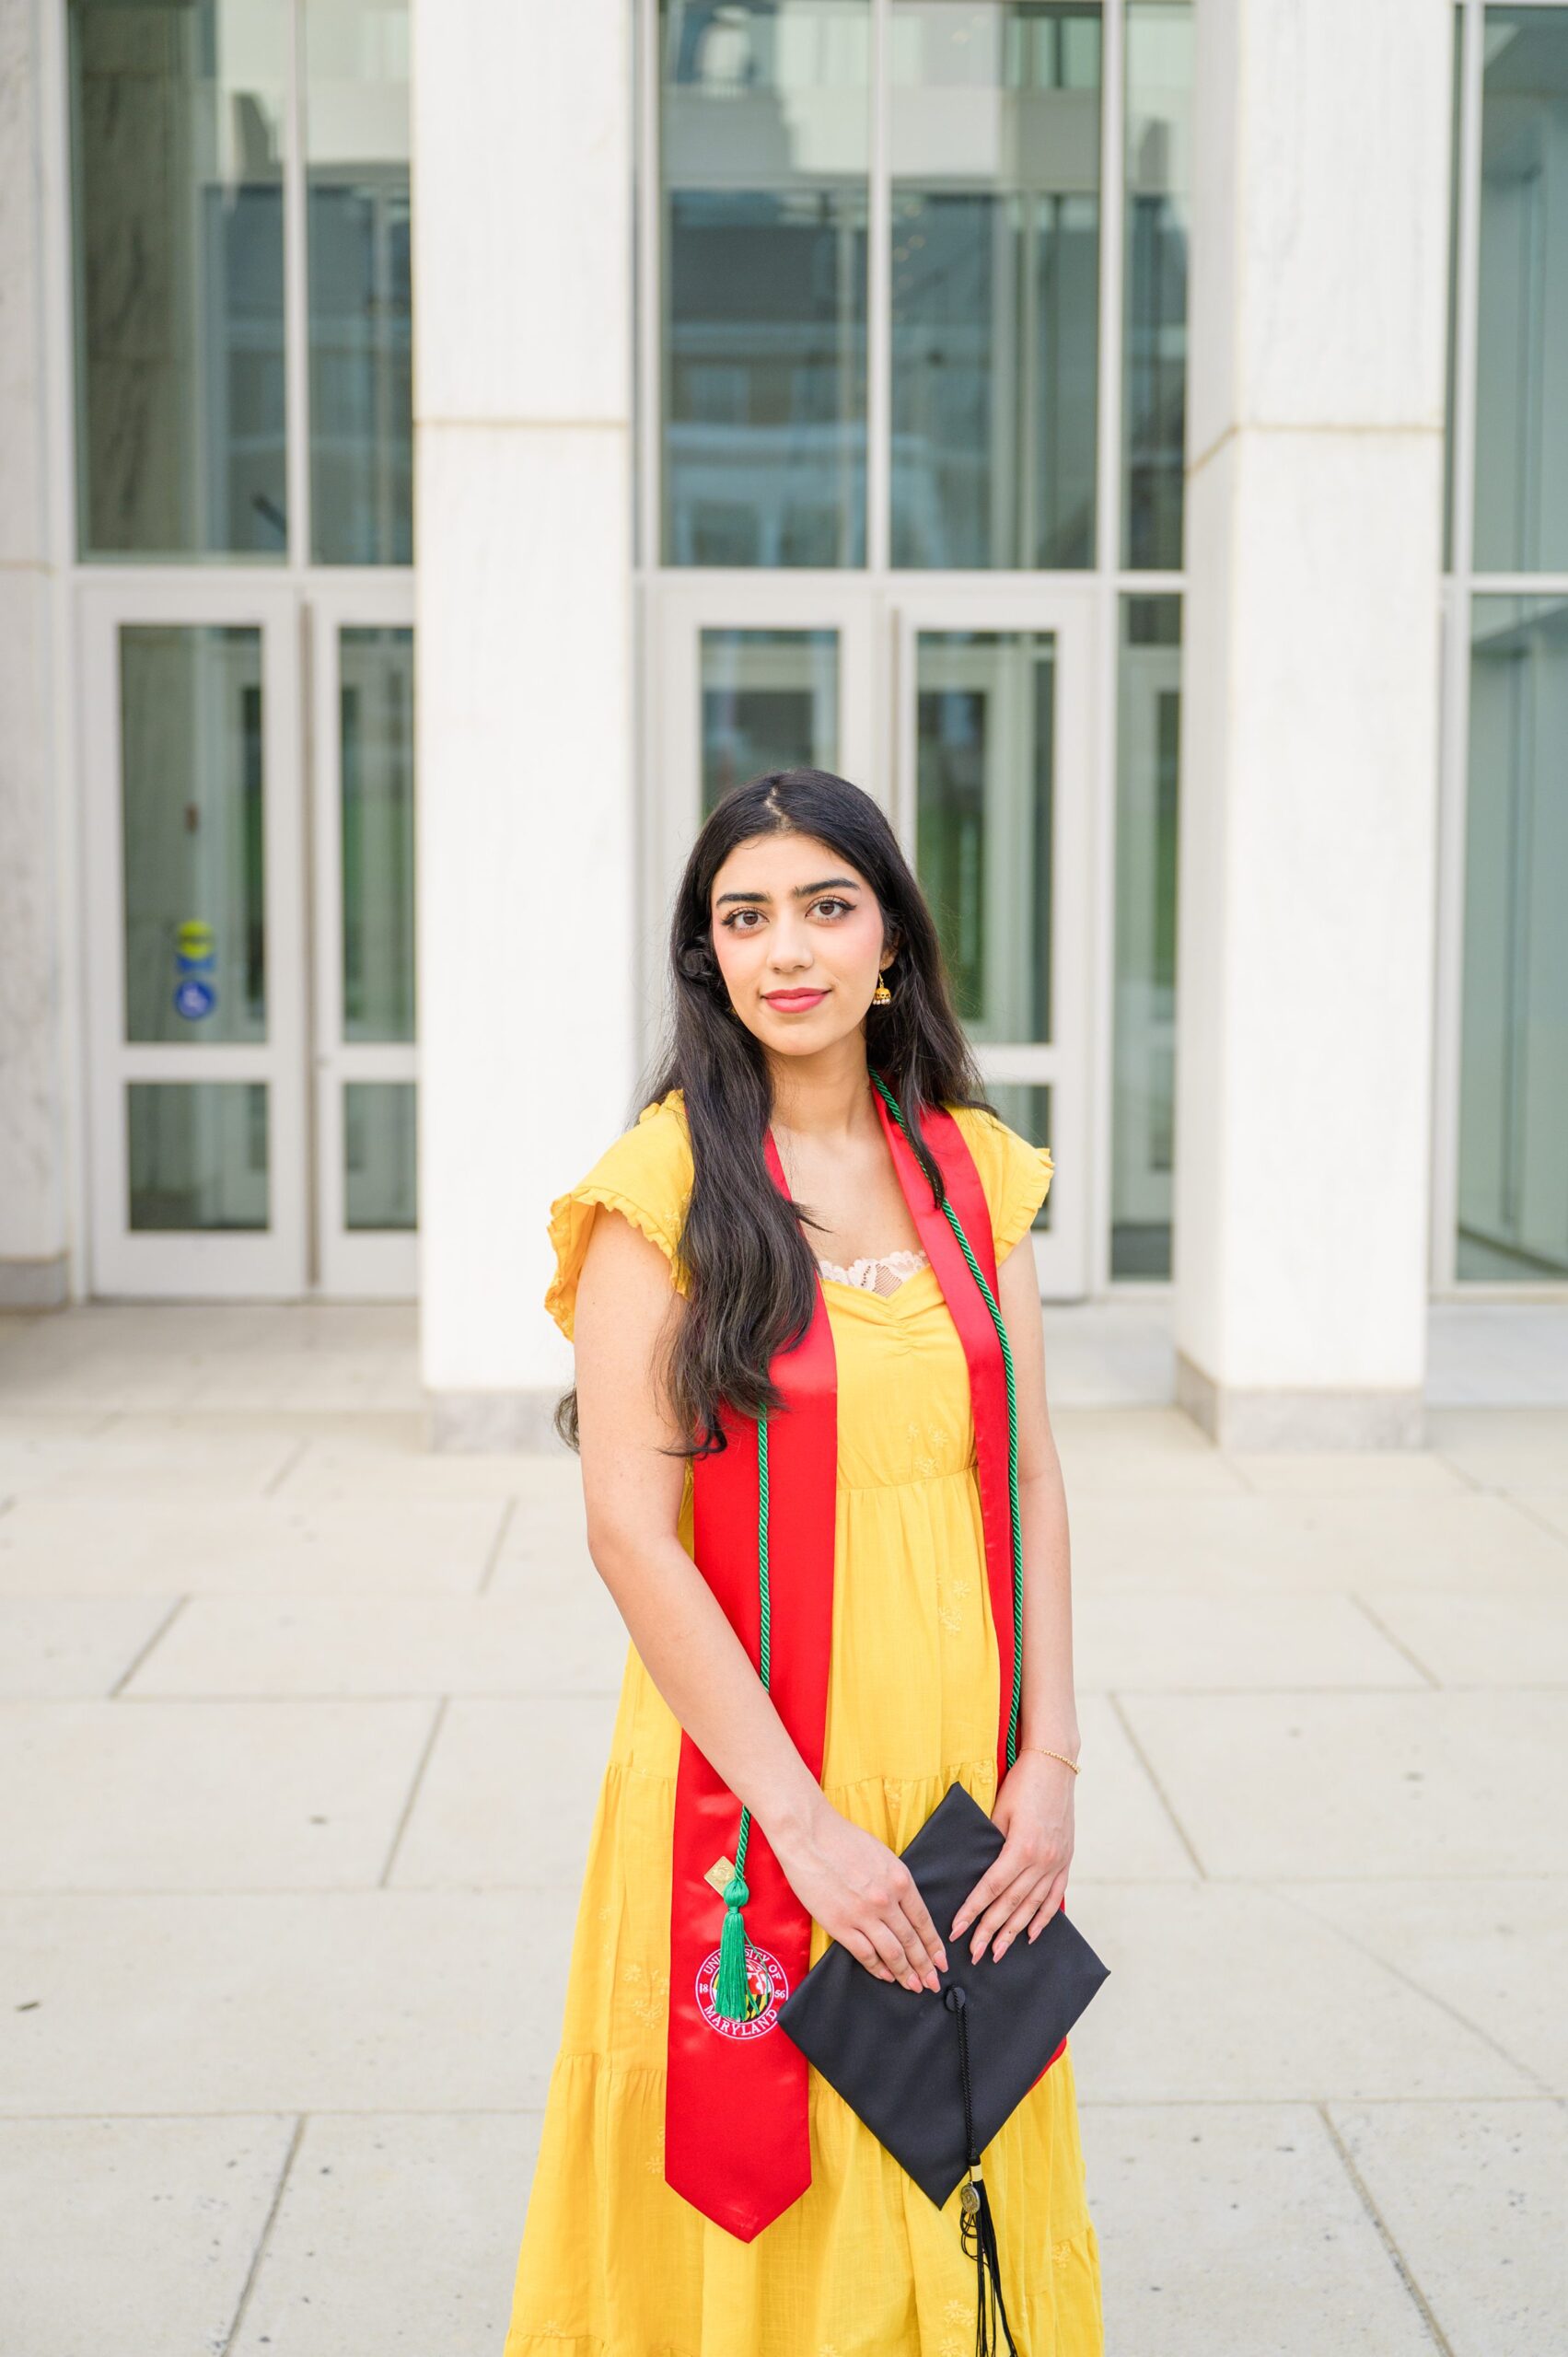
xmin=1448 ymin=6 xmax=1568 ymax=1281
xmin=70 ymin=0 xmax=290 ymax=557
xmin=305 ymin=3 xmax=412 ymax=562
xmin=889 ymin=3 xmax=1101 ymax=570
xmin=1121 ymin=1 xmax=1190 ymax=569
xmin=661 ymin=0 xmax=871 ymax=566
xmin=1111 ymin=4 xmax=1188 ymax=1273
xmin=70 ymin=0 xmax=412 ymax=565
xmin=69 ymin=3 xmax=415 ymax=1277
xmin=656 ymin=0 xmax=1190 ymax=580
xmin=651 ymin=0 xmax=1192 ymax=1283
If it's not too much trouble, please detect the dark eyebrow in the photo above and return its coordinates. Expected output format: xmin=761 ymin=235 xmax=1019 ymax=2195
xmin=714 ymin=876 xmax=863 ymax=907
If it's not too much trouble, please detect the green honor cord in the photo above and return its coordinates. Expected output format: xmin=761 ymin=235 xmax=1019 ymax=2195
xmin=711 ymin=1406 xmax=771 ymax=2020
xmin=871 ymin=1074 xmax=1025 ymax=1774
xmin=711 ymin=1074 xmax=1022 ymax=2021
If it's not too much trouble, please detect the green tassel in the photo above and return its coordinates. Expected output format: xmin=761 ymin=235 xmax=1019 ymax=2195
xmin=712 ymin=1872 xmax=752 ymax=2018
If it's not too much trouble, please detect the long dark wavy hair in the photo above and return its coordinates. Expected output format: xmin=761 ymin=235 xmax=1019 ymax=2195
xmin=554 ymin=768 xmax=992 ymax=1456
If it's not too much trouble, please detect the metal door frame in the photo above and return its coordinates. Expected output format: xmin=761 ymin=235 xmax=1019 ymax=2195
xmin=78 ymin=575 xmax=308 ymax=1298
xmin=643 ymin=574 xmax=1098 ymax=1296
xmin=77 ymin=573 xmax=418 ymax=1298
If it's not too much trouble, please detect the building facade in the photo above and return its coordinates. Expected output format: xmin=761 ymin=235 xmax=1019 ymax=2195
xmin=0 ymin=0 xmax=1563 ymax=1445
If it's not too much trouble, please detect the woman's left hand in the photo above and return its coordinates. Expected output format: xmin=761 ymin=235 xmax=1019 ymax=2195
xmin=948 ymin=1751 xmax=1076 ymax=1964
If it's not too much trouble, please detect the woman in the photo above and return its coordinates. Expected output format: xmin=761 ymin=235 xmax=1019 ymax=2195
xmin=503 ymin=769 xmax=1102 ymax=2355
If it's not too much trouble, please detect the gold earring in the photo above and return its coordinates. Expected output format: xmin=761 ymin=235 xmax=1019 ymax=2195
xmin=871 ymin=965 xmax=893 ymax=1007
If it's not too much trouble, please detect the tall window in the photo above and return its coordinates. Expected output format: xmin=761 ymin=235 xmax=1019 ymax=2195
xmin=305 ymin=3 xmax=412 ymax=563
xmin=1121 ymin=0 xmax=1191 ymax=570
xmin=70 ymin=0 xmax=289 ymax=557
xmin=654 ymin=0 xmax=1193 ymax=579
xmin=889 ymin=2 xmax=1102 ymax=570
xmin=1110 ymin=594 xmax=1180 ymax=1276
xmin=660 ymin=0 xmax=871 ymax=566
xmin=69 ymin=0 xmax=412 ymax=565
xmin=650 ymin=0 xmax=1193 ymax=1290
xmin=1447 ymin=6 xmax=1568 ymax=1281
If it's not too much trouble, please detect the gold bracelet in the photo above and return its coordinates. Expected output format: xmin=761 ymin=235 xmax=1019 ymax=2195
xmin=1018 ymin=1744 xmax=1080 ymax=1774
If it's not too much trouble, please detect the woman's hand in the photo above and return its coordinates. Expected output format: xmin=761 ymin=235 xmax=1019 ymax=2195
xmin=771 ymin=1803 xmax=948 ymax=1993
xmin=948 ymin=1752 xmax=1075 ymax=1964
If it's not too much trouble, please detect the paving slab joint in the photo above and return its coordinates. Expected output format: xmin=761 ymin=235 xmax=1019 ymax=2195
xmin=1316 ymin=2103 xmax=1457 ymax=2357
xmin=218 ymin=2111 xmax=308 ymax=2357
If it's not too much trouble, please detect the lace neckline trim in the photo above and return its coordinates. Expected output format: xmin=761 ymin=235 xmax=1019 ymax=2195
xmin=816 ymin=1247 xmax=931 ymax=1296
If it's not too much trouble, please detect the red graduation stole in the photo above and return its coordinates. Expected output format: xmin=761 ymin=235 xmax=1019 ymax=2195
xmin=664 ymin=1088 xmax=1065 ymax=2241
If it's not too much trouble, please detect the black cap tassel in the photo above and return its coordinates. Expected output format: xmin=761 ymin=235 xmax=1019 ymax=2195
xmin=945 ymin=1983 xmax=1020 ymax=2357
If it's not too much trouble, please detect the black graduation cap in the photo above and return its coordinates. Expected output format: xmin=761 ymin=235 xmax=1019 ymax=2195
xmin=777 ymin=1779 xmax=1111 ymax=2353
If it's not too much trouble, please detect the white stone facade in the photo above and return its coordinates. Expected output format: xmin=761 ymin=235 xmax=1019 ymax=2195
xmin=1174 ymin=0 xmax=1453 ymax=1444
xmin=0 ymin=0 xmax=1553 ymax=1449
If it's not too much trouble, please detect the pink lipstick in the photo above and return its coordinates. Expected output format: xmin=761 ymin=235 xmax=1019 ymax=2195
xmin=764 ymin=988 xmax=828 ymax=1012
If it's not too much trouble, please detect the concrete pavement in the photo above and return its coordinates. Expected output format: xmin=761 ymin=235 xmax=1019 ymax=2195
xmin=0 ymin=1305 xmax=1563 ymax=2355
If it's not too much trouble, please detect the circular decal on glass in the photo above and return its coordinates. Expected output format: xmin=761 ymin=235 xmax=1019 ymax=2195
xmin=173 ymin=978 xmax=216 ymax=1022
xmin=695 ymin=1943 xmax=789 ymax=2038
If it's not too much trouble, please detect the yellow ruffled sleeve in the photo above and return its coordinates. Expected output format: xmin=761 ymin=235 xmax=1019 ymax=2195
xmin=544 ymin=1092 xmax=694 ymax=1341
xmin=947 ymin=1103 xmax=1055 ymax=1263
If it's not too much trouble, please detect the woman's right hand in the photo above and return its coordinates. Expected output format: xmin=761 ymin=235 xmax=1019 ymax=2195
xmin=772 ymin=1803 xmax=948 ymax=1993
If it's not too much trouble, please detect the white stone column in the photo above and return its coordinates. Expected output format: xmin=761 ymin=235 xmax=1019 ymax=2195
xmin=1175 ymin=0 xmax=1452 ymax=1446
xmin=412 ymin=0 xmax=636 ymax=1446
xmin=0 ymin=0 xmax=69 ymax=1309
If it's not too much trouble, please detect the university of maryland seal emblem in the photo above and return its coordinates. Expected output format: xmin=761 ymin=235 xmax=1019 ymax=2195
xmin=694 ymin=1941 xmax=789 ymax=2038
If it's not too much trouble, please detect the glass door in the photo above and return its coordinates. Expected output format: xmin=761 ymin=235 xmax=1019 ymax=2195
xmin=308 ymin=584 xmax=418 ymax=1295
xmin=81 ymin=579 xmax=308 ymax=1296
xmin=894 ymin=588 xmax=1094 ymax=1299
xmin=641 ymin=578 xmax=880 ymax=1060
xmin=79 ymin=578 xmax=416 ymax=1298
xmin=646 ymin=580 xmax=1095 ymax=1295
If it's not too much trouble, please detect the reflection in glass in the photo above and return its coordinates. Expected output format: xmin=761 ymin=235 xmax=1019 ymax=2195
xmin=341 ymin=628 xmax=415 ymax=1041
xmin=889 ymin=2 xmax=1100 ymax=570
xmin=1473 ymin=9 xmax=1568 ymax=572
xmin=344 ymin=1081 xmax=417 ymax=1229
xmin=128 ymin=1082 xmax=269 ymax=1229
xmin=1443 ymin=6 xmax=1463 ymax=570
xmin=121 ymin=626 xmax=265 ymax=1045
xmin=1458 ymin=596 xmax=1568 ymax=1278
xmin=915 ymin=631 xmax=1054 ymax=1042
xmin=1122 ymin=3 xmax=1191 ymax=570
xmin=1111 ymin=595 xmax=1180 ymax=1277
xmin=69 ymin=0 xmax=288 ymax=558
xmin=985 ymin=1083 xmax=1054 ymax=1233
xmin=701 ymin=629 xmax=839 ymax=813
xmin=306 ymin=0 xmax=412 ymax=563
xmin=661 ymin=0 xmax=870 ymax=566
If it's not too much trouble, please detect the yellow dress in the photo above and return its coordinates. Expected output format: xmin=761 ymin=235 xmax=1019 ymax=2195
xmin=503 ymin=1091 xmax=1103 ymax=2357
